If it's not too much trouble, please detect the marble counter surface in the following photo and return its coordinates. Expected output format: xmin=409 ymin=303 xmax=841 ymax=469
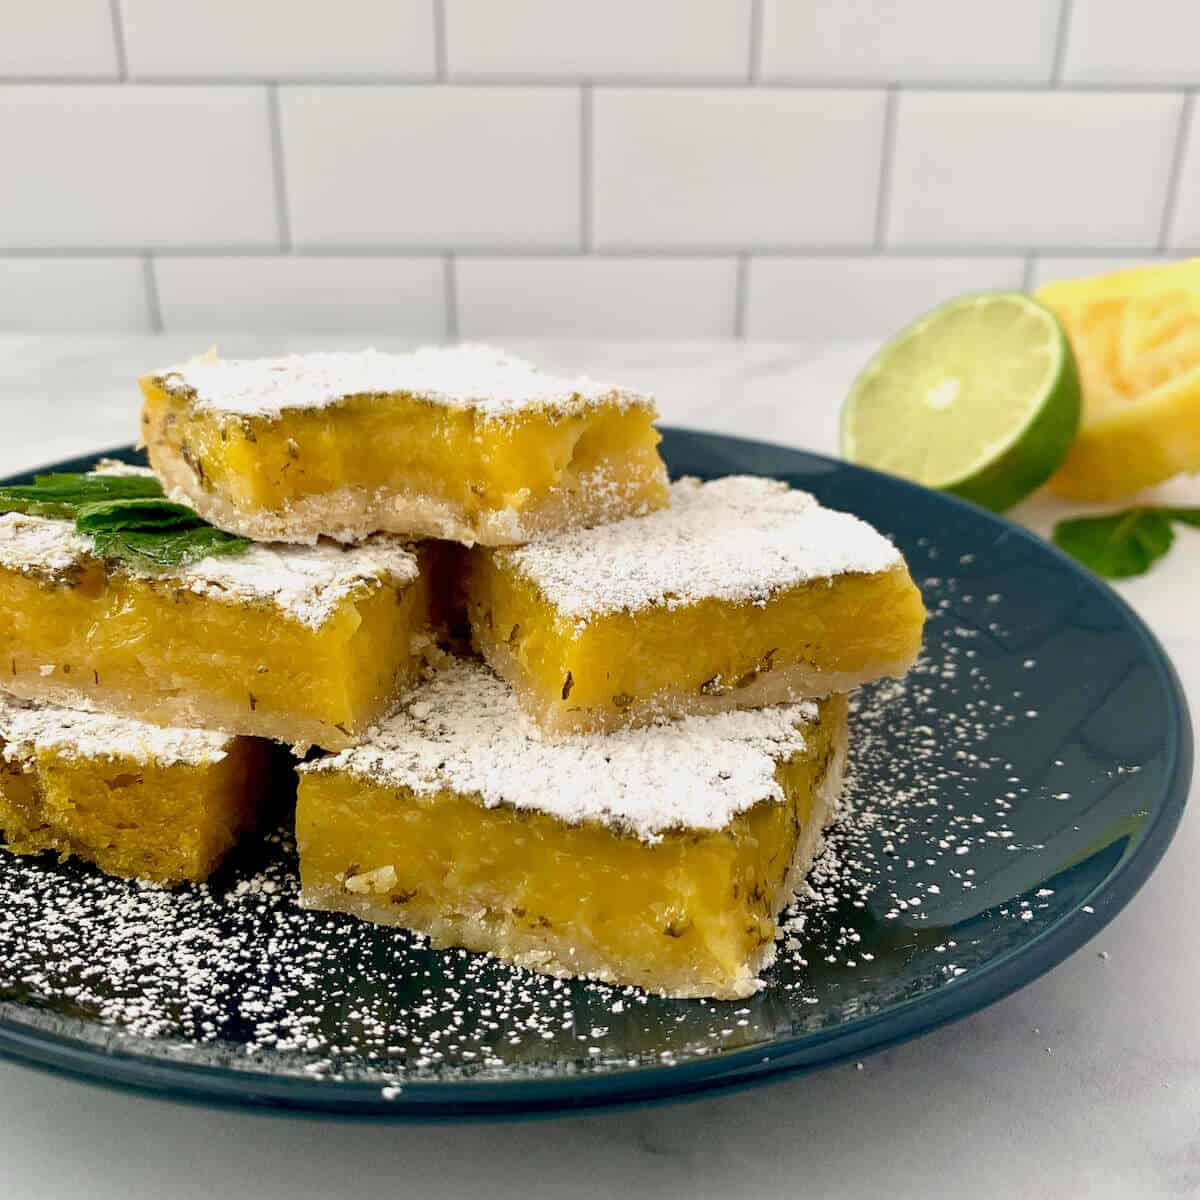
xmin=0 ymin=336 xmax=1196 ymax=1200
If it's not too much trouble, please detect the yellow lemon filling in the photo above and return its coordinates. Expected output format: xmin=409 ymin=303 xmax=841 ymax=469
xmin=298 ymin=676 xmax=846 ymax=1001
xmin=139 ymin=348 xmax=669 ymax=546
xmin=464 ymin=476 xmax=925 ymax=733
xmin=0 ymin=696 xmax=270 ymax=885
xmin=469 ymin=553 xmax=922 ymax=733
xmin=0 ymin=514 xmax=434 ymax=750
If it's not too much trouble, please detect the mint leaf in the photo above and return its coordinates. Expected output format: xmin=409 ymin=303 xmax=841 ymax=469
xmin=1054 ymin=507 xmax=1187 ymax=578
xmin=89 ymin=526 xmax=251 ymax=569
xmin=0 ymin=470 xmax=251 ymax=569
xmin=75 ymin=497 xmax=205 ymax=534
xmin=1167 ymin=507 xmax=1200 ymax=530
xmin=0 ymin=472 xmax=163 ymax=519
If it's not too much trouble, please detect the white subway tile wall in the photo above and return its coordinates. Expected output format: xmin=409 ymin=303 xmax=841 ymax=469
xmin=1 ymin=1 xmax=119 ymax=78
xmin=0 ymin=259 xmax=150 ymax=332
xmin=152 ymin=257 xmax=447 ymax=335
xmin=760 ymin=0 xmax=1060 ymax=85
xmin=888 ymin=91 xmax=1182 ymax=250
xmin=121 ymin=0 xmax=436 ymax=80
xmin=1060 ymin=0 xmax=1200 ymax=86
xmin=280 ymin=86 xmax=580 ymax=248
xmin=455 ymin=257 xmax=738 ymax=338
xmin=1166 ymin=100 xmax=1200 ymax=248
xmin=745 ymin=256 xmax=1026 ymax=340
xmin=593 ymin=88 xmax=886 ymax=249
xmin=0 ymin=86 xmax=278 ymax=249
xmin=445 ymin=0 xmax=750 ymax=81
xmin=0 ymin=2 xmax=1193 ymax=335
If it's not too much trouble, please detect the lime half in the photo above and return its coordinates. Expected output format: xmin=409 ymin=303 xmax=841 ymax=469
xmin=841 ymin=292 xmax=1081 ymax=512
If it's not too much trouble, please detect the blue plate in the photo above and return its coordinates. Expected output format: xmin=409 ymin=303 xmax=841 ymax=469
xmin=0 ymin=431 xmax=1189 ymax=1118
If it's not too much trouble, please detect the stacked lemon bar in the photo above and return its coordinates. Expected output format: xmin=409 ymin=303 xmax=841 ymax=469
xmin=0 ymin=460 xmax=431 ymax=883
xmin=0 ymin=345 xmax=924 ymax=999
xmin=299 ymin=473 xmax=922 ymax=998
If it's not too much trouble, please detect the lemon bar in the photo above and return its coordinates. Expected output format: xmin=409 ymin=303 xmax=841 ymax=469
xmin=296 ymin=660 xmax=847 ymax=1000
xmin=140 ymin=346 xmax=669 ymax=547
xmin=465 ymin=475 xmax=925 ymax=734
xmin=0 ymin=691 xmax=268 ymax=884
xmin=0 ymin=510 xmax=433 ymax=750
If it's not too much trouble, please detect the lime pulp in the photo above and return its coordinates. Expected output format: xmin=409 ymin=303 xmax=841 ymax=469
xmin=840 ymin=292 xmax=1081 ymax=512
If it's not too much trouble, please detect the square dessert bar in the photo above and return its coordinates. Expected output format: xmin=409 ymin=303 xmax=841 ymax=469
xmin=0 ymin=508 xmax=435 ymax=750
xmin=465 ymin=475 xmax=926 ymax=734
xmin=296 ymin=660 xmax=848 ymax=1000
xmin=140 ymin=345 xmax=669 ymax=547
xmin=0 ymin=691 xmax=269 ymax=884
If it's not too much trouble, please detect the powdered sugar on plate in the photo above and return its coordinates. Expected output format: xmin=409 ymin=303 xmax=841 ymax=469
xmin=0 ymin=690 xmax=231 ymax=768
xmin=302 ymin=659 xmax=821 ymax=842
xmin=151 ymin=345 xmax=656 ymax=422
xmin=0 ymin=526 xmax=1148 ymax=1096
xmin=499 ymin=476 xmax=904 ymax=620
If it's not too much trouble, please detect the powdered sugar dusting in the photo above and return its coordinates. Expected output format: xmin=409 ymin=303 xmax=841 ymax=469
xmin=0 ymin=524 xmax=1152 ymax=1095
xmin=500 ymin=476 xmax=904 ymax=620
xmin=302 ymin=659 xmax=820 ymax=842
xmin=153 ymin=345 xmax=656 ymax=422
xmin=0 ymin=511 xmax=419 ymax=630
xmin=0 ymin=691 xmax=231 ymax=768
xmin=0 ymin=512 xmax=92 ymax=574
xmin=171 ymin=534 xmax=419 ymax=629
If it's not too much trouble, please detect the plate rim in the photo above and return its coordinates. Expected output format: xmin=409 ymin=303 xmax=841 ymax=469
xmin=0 ymin=431 xmax=1190 ymax=1119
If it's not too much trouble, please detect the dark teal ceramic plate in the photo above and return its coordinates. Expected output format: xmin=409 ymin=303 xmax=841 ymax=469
xmin=0 ymin=431 xmax=1189 ymax=1118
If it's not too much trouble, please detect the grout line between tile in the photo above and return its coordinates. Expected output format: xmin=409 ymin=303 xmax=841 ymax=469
xmin=432 ymin=0 xmax=448 ymax=80
xmin=0 ymin=246 xmax=303 ymax=259
xmin=1050 ymin=0 xmax=1074 ymax=86
xmin=1020 ymin=254 xmax=1037 ymax=292
xmin=1159 ymin=91 xmax=1195 ymax=249
xmin=747 ymin=0 xmax=765 ymax=83
xmin=142 ymin=255 xmax=163 ymax=332
xmin=108 ymin=0 xmax=128 ymax=80
xmin=873 ymin=88 xmax=898 ymax=249
xmin=443 ymin=254 xmax=459 ymax=340
xmin=0 ymin=246 xmax=1178 ymax=262
xmin=733 ymin=254 xmax=750 ymax=338
xmin=266 ymin=85 xmax=293 ymax=251
xmin=0 ymin=76 xmax=1193 ymax=93
xmin=580 ymin=86 xmax=593 ymax=251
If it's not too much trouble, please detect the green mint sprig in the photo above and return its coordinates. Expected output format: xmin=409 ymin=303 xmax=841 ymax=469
xmin=0 ymin=472 xmax=163 ymax=518
xmin=1053 ymin=507 xmax=1200 ymax=578
xmin=0 ymin=471 xmax=250 ymax=570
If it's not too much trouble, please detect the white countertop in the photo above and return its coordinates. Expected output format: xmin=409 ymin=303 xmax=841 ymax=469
xmin=0 ymin=336 xmax=1196 ymax=1200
